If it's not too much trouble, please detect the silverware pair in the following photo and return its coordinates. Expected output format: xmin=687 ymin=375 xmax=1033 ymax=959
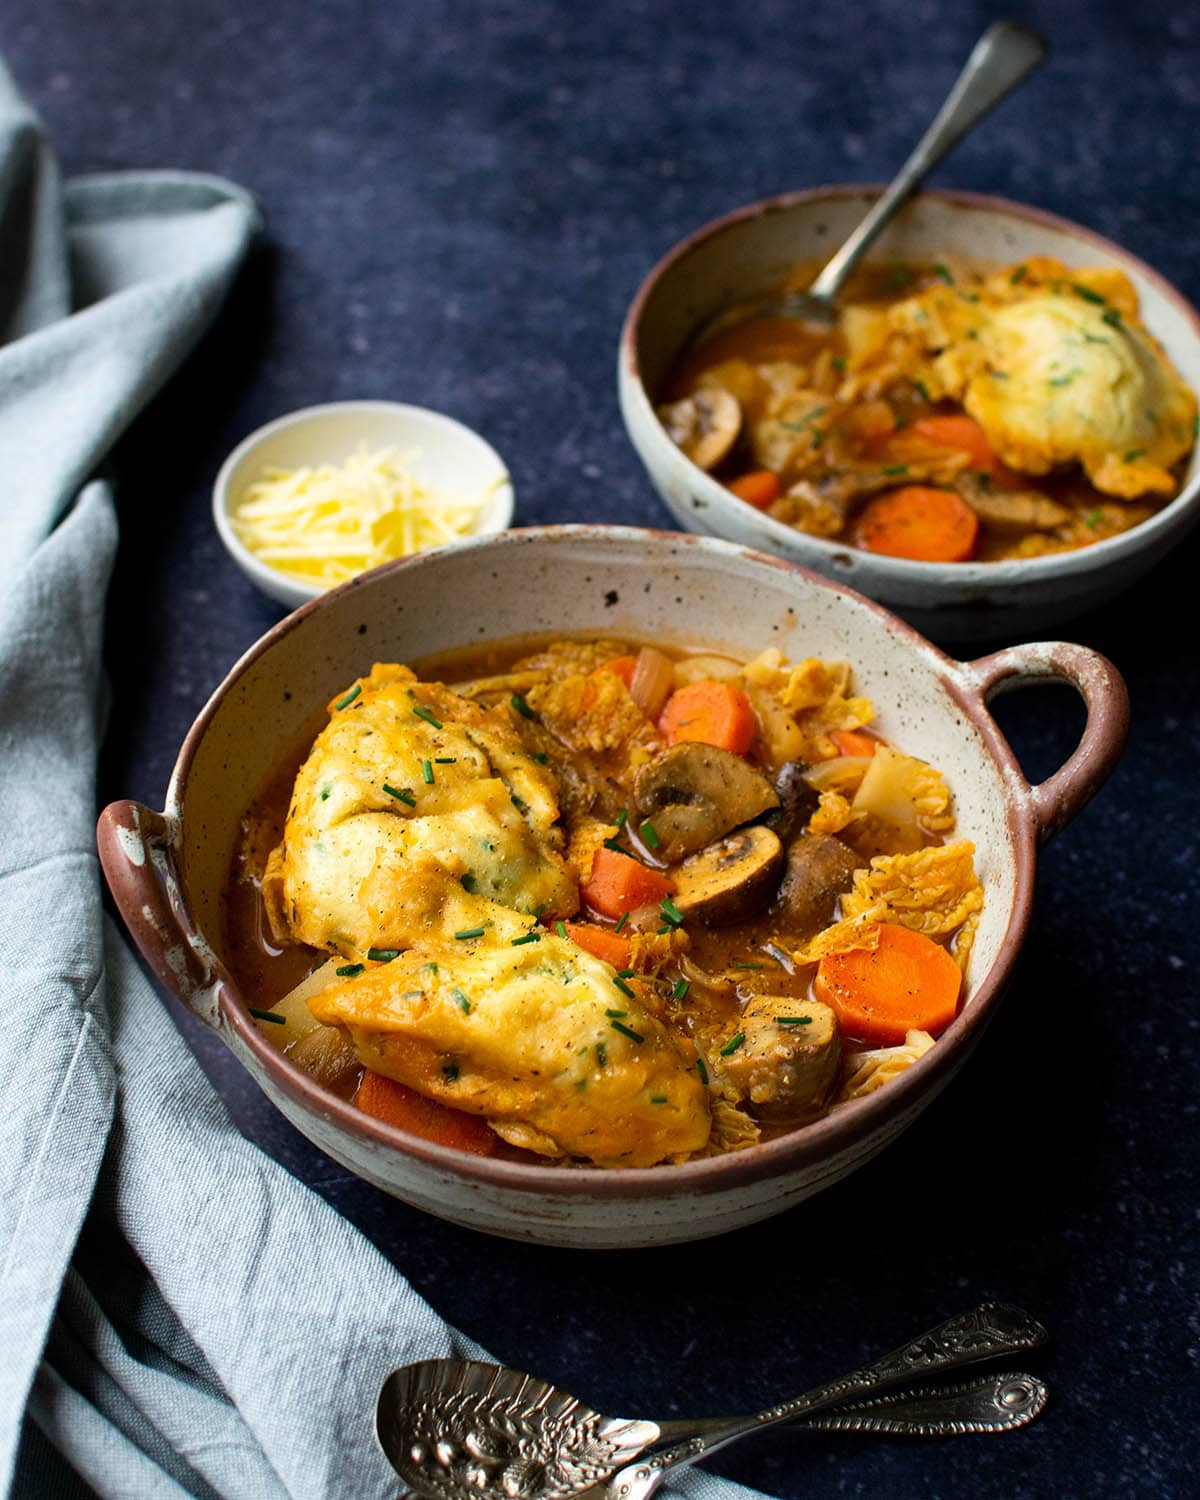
xmin=377 ymin=1302 xmax=1048 ymax=1500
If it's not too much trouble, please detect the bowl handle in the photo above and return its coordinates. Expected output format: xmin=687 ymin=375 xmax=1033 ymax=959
xmin=959 ymin=643 xmax=1130 ymax=846
xmin=97 ymin=799 xmax=220 ymax=1024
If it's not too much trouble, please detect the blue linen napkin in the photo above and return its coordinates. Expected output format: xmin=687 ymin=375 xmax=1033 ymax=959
xmin=0 ymin=59 xmax=760 ymax=1500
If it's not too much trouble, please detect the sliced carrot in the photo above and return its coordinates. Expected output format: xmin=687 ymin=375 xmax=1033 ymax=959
xmin=814 ymin=924 xmax=961 ymax=1045
xmin=855 ymin=486 xmax=979 ymax=563
xmin=581 ymin=846 xmax=673 ymax=919
xmin=593 ymin=655 xmax=638 ymax=689
xmin=562 ymin=920 xmax=633 ymax=969
xmin=355 ymin=1070 xmax=497 ymax=1156
xmin=911 ymin=415 xmax=999 ymax=473
xmin=830 ymin=728 xmax=878 ymax=759
xmin=727 ymin=470 xmax=782 ymax=509
xmin=658 ymin=681 xmax=757 ymax=755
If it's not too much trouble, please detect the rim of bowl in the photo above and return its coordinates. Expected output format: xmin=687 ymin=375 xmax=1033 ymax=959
xmin=160 ymin=523 xmax=1039 ymax=1201
xmin=620 ymin=185 xmax=1200 ymax=588
xmin=211 ymin=400 xmax=516 ymax=604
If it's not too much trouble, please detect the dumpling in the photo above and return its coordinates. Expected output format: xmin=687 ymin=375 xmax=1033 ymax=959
xmin=265 ymin=663 xmax=577 ymax=957
xmin=306 ymin=925 xmax=711 ymax=1167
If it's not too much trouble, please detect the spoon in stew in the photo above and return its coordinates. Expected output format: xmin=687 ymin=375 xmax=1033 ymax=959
xmin=376 ymin=1302 xmax=1048 ymax=1500
xmin=730 ymin=19 xmax=1045 ymax=331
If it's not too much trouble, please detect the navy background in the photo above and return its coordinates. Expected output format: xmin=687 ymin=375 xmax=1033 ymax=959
xmin=4 ymin=2 xmax=1197 ymax=1495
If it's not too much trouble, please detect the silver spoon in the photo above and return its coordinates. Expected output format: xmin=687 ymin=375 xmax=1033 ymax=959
xmin=376 ymin=1302 xmax=1047 ymax=1500
xmin=743 ymin=20 xmax=1045 ymax=329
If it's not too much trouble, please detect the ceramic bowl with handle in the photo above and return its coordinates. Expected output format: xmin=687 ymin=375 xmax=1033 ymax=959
xmin=97 ymin=527 xmax=1128 ymax=1248
xmin=618 ymin=188 xmax=1200 ymax=641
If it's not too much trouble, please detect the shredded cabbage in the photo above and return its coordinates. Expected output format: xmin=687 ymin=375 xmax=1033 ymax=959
xmin=840 ymin=1029 xmax=935 ymax=1101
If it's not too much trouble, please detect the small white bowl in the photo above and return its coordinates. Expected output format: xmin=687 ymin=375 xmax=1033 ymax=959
xmin=619 ymin=188 xmax=1200 ymax=641
xmin=213 ymin=401 xmax=515 ymax=609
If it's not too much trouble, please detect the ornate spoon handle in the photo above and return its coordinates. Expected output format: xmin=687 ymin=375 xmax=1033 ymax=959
xmin=605 ymin=1303 xmax=1047 ymax=1499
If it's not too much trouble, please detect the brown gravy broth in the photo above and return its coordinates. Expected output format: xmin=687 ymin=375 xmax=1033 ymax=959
xmin=221 ymin=634 xmax=945 ymax=1145
xmin=661 ymin=259 xmax=1183 ymax=561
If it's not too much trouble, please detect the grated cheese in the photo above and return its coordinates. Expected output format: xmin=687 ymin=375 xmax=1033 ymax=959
xmin=230 ymin=446 xmax=501 ymax=588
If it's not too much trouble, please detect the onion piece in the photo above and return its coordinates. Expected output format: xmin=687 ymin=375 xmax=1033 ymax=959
xmin=629 ymin=647 xmax=676 ymax=721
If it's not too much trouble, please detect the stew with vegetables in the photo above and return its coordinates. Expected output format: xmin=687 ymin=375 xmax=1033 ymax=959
xmin=658 ymin=257 xmax=1197 ymax=561
xmin=224 ymin=636 xmax=984 ymax=1167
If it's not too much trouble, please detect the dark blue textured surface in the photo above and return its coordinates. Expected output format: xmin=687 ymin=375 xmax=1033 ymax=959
xmin=6 ymin=2 xmax=1197 ymax=1495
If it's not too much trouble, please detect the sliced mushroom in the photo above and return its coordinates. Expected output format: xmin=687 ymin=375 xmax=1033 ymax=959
xmin=656 ymin=387 xmax=742 ymax=472
xmin=635 ymin=743 xmax=778 ymax=861
xmin=671 ymin=825 xmax=784 ymax=926
xmin=720 ymin=996 xmax=841 ymax=1120
xmin=954 ymin=471 xmax=1072 ymax=532
xmin=762 ymin=759 xmax=820 ymax=845
xmin=773 ymin=831 xmax=863 ymax=935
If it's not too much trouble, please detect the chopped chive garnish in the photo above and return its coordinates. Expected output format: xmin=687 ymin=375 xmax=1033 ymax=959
xmin=511 ymin=931 xmax=541 ymax=945
xmin=434 ymin=756 xmax=457 ymax=764
xmin=412 ymin=704 xmax=442 ymax=729
xmin=660 ymin=896 xmax=684 ymax=927
xmin=734 ymin=962 xmax=764 ymax=970
xmin=555 ymin=920 xmax=569 ymax=939
xmin=639 ymin=819 xmax=660 ymax=848
xmin=612 ymin=977 xmax=636 ymax=999
xmin=1102 ymin=307 xmax=1123 ymax=328
xmin=383 ymin=784 xmax=415 ymax=805
xmin=616 ymin=967 xmax=636 ymax=979
xmin=1123 ymin=448 xmax=1146 ymax=462
xmin=614 ymin=911 xmax=629 ymax=933
xmin=454 ymin=927 xmax=485 ymax=941
xmin=605 ymin=1008 xmax=628 ymax=1018
xmin=1048 ymin=369 xmax=1081 ymax=388
xmin=778 ymin=1016 xmax=813 ymax=1026
xmin=1083 ymin=508 xmax=1103 ymax=529
xmin=421 ymin=759 xmax=434 ymax=784
xmin=831 ymin=355 xmax=846 ymax=370
xmin=425 ymin=961 xmax=439 ymax=974
xmin=695 ymin=1055 xmax=709 ymax=1084
xmin=402 ymin=989 xmax=424 ymax=999
xmin=891 ymin=266 xmax=910 ymax=287
xmin=610 ymin=1019 xmax=645 ymax=1044
xmin=595 ymin=1041 xmax=608 ymax=1067
xmin=914 ymin=379 xmax=930 ymax=402
xmin=672 ymin=977 xmax=690 ymax=1000
xmin=532 ymin=751 xmax=549 ymax=764
xmin=319 ymin=783 xmax=333 ymax=801
xmin=334 ymin=685 xmax=361 ymax=710
xmin=1072 ymin=282 xmax=1105 ymax=305
xmin=532 ymin=903 xmax=547 ymax=919
xmin=1011 ymin=264 xmax=1027 ymax=284
xmin=933 ymin=262 xmax=954 ymax=284
xmin=650 ymin=1095 xmax=668 ymax=1104
xmin=656 ymin=925 xmax=672 ymax=935
xmin=336 ymin=963 xmax=364 ymax=978
xmin=510 ymin=793 xmax=529 ymax=815
xmin=367 ymin=948 xmax=399 ymax=962
xmin=451 ymin=988 xmax=472 ymax=1014
xmin=510 ymin=694 xmax=535 ymax=719
xmin=603 ymin=837 xmax=625 ymax=852
xmin=249 ymin=1007 xmax=285 ymax=1024
xmin=881 ymin=464 xmax=908 ymax=476
xmin=461 ymin=874 xmax=479 ymax=894
xmin=720 ymin=1032 xmax=746 ymax=1056
xmin=615 ymin=808 xmax=628 ymax=830
xmin=442 ymin=1062 xmax=460 ymax=1081
xmin=811 ymin=431 xmax=823 ymax=450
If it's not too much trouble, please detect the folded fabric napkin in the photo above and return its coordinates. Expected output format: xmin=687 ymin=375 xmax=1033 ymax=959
xmin=0 ymin=60 xmax=759 ymax=1500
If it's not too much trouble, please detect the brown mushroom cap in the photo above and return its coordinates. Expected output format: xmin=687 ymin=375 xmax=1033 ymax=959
xmin=635 ymin=743 xmax=778 ymax=862
xmin=656 ymin=387 xmax=742 ymax=472
xmin=671 ymin=825 xmax=784 ymax=926
xmin=773 ymin=832 xmax=863 ymax=936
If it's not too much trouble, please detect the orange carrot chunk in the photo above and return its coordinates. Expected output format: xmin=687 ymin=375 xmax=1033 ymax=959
xmin=658 ymin=681 xmax=757 ymax=755
xmin=593 ymin=655 xmax=638 ymax=689
xmin=355 ymin=1071 xmax=498 ymax=1156
xmin=855 ymin=486 xmax=979 ymax=563
xmin=830 ymin=728 xmax=879 ymax=759
xmin=911 ymin=414 xmax=999 ymax=473
xmin=562 ymin=920 xmax=633 ymax=970
xmin=581 ymin=846 xmax=673 ymax=919
xmin=727 ymin=470 xmax=782 ymax=509
xmin=814 ymin=924 xmax=962 ymax=1046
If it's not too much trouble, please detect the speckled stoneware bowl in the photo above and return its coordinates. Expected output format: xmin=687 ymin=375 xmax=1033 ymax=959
xmin=619 ymin=188 xmax=1200 ymax=641
xmin=97 ymin=527 xmax=1128 ymax=1248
